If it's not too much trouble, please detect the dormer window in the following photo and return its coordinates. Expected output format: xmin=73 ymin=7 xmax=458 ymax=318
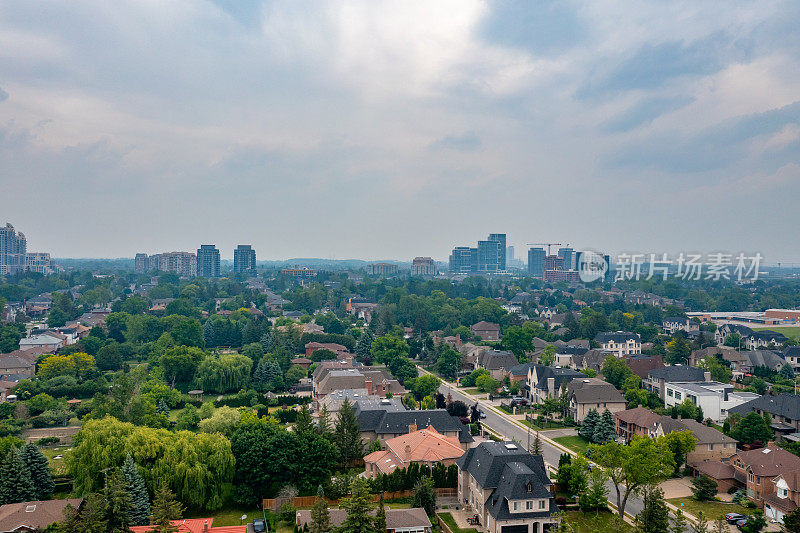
xmin=526 ymin=482 xmax=533 ymax=493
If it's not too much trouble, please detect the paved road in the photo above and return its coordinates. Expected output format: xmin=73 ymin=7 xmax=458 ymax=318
xmin=438 ymin=382 xmax=648 ymax=520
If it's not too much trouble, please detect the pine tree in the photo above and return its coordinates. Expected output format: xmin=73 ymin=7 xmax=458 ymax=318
xmin=318 ymin=405 xmax=332 ymax=439
xmin=355 ymin=330 xmax=374 ymax=362
xmin=0 ymin=447 xmax=35 ymax=505
xmin=412 ymin=477 xmax=436 ymax=516
xmin=374 ymin=496 xmax=387 ymax=533
xmin=253 ymin=358 xmax=282 ymax=392
xmin=260 ymin=331 xmax=273 ymax=353
xmin=121 ymin=454 xmax=150 ymax=526
xmin=338 ymin=478 xmax=375 ymax=533
xmin=530 ymin=432 xmax=543 ymax=455
xmin=150 ymin=483 xmax=183 ymax=533
xmin=593 ymin=410 xmax=617 ymax=444
xmin=101 ymin=469 xmax=135 ymax=533
xmin=635 ymin=484 xmax=669 ymax=533
xmin=155 ymin=399 xmax=170 ymax=417
xmin=670 ymin=509 xmax=688 ymax=533
xmin=334 ymin=399 xmax=364 ymax=464
xmin=579 ymin=409 xmax=600 ymax=441
xmin=556 ymin=453 xmax=572 ymax=488
xmin=294 ymin=404 xmax=314 ymax=435
xmin=203 ymin=320 xmax=215 ymax=348
xmin=21 ymin=443 xmax=54 ymax=500
xmin=309 ymin=495 xmax=331 ymax=533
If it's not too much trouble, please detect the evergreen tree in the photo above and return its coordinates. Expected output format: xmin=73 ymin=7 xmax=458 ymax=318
xmin=593 ymin=410 xmax=617 ymax=444
xmin=412 ymin=477 xmax=436 ymax=517
xmin=783 ymin=507 xmax=800 ymax=533
xmin=58 ymin=492 xmax=108 ymax=532
xmin=295 ymin=405 xmax=315 ymax=435
xmin=150 ymin=483 xmax=183 ymax=533
xmin=373 ymin=496 xmax=387 ymax=533
xmin=121 ymin=454 xmax=150 ymax=526
xmin=21 ymin=442 xmax=54 ymax=500
xmin=338 ymin=478 xmax=375 ymax=533
xmin=101 ymin=470 xmax=135 ymax=533
xmin=260 ymin=331 xmax=273 ymax=353
xmin=309 ymin=494 xmax=331 ymax=533
xmin=334 ymin=399 xmax=364 ymax=464
xmin=530 ymin=432 xmax=543 ymax=455
xmin=318 ymin=405 xmax=333 ymax=439
xmin=0 ymin=448 xmax=35 ymax=505
xmin=579 ymin=409 xmax=600 ymax=441
xmin=355 ymin=330 xmax=374 ymax=362
xmin=203 ymin=320 xmax=215 ymax=348
xmin=780 ymin=364 xmax=795 ymax=381
xmin=670 ymin=509 xmax=688 ymax=533
xmin=253 ymin=358 xmax=282 ymax=392
xmin=635 ymin=484 xmax=669 ymax=533
xmin=155 ymin=399 xmax=170 ymax=417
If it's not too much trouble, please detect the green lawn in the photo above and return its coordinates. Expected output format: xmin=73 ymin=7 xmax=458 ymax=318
xmin=521 ymin=419 xmax=571 ymax=431
xmin=752 ymin=326 xmax=800 ymax=342
xmin=666 ymin=498 xmax=753 ymax=521
xmin=553 ymin=436 xmax=591 ymax=455
xmin=195 ymin=506 xmax=264 ymax=527
xmin=40 ymin=446 xmax=69 ymax=477
xmin=564 ymin=510 xmax=634 ymax=533
xmin=437 ymin=512 xmax=481 ymax=533
xmin=458 ymin=388 xmax=481 ymax=395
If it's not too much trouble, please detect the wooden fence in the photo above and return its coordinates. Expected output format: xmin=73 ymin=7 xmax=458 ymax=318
xmin=263 ymin=488 xmax=457 ymax=511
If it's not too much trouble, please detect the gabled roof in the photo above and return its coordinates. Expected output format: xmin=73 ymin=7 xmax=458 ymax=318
xmin=485 ymin=461 xmax=556 ymax=520
xmin=615 ymin=406 xmax=661 ymax=428
xmin=457 ymin=441 xmax=551 ymax=492
xmin=533 ymin=367 xmax=584 ymax=392
xmin=471 ymin=321 xmax=501 ymax=332
xmin=741 ymin=350 xmax=786 ymax=370
xmin=478 ymin=350 xmax=519 ymax=371
xmin=506 ymin=362 xmax=538 ymax=377
xmin=383 ymin=425 xmax=464 ymax=464
xmin=728 ymin=393 xmax=800 ymax=421
xmin=595 ymin=331 xmax=640 ymax=343
xmin=567 ymin=378 xmax=625 ymax=404
xmin=0 ymin=499 xmax=83 ymax=532
xmin=647 ymin=365 xmax=706 ymax=382
xmin=357 ymin=408 xmax=473 ymax=443
xmin=735 ymin=446 xmax=800 ymax=477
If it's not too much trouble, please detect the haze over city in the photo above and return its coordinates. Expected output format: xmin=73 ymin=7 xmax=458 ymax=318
xmin=2 ymin=1 xmax=800 ymax=262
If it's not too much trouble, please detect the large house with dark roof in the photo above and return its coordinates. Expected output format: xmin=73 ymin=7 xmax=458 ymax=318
xmin=662 ymin=317 xmax=699 ymax=336
xmin=721 ymin=350 xmax=788 ymax=375
xmin=566 ymin=378 xmax=626 ymax=422
xmin=457 ymin=441 xmax=558 ymax=533
xmin=356 ymin=406 xmax=473 ymax=449
xmin=783 ymin=346 xmax=800 ymax=371
xmin=471 ymin=321 xmax=502 ymax=342
xmin=594 ymin=331 xmax=640 ymax=357
xmin=643 ymin=365 xmax=709 ymax=400
xmin=729 ymin=394 xmax=800 ymax=441
xmin=525 ymin=366 xmax=584 ymax=405
xmin=477 ymin=350 xmax=521 ymax=380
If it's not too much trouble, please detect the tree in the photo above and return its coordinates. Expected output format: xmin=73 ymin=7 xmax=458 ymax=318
xmin=436 ymin=346 xmax=461 ymax=380
xmin=590 ymin=437 xmax=674 ymax=518
xmin=661 ymin=430 xmax=697 ymax=475
xmin=666 ymin=335 xmax=691 ymax=365
xmin=0 ymin=447 xmax=35 ymax=504
xmin=531 ymin=432 xmax=543 ymax=455
xmin=96 ymin=344 xmax=124 ymax=371
xmin=782 ymin=507 xmax=800 ymax=533
xmin=354 ymin=329 xmax=374 ymax=361
xmin=691 ymin=475 xmax=717 ymax=502
xmin=295 ymin=405 xmax=315 ymax=435
xmin=150 ymin=483 xmax=184 ymax=532
xmin=374 ymin=497 xmax=387 ymax=533
xmin=556 ymin=453 xmax=572 ymax=488
xmin=730 ymin=411 xmax=772 ymax=445
xmin=670 ymin=508 xmax=688 ymax=533
xmin=412 ymin=476 xmax=436 ymax=516
xmin=634 ymin=484 xmax=669 ymax=533
xmin=21 ymin=442 xmax=54 ymax=500
xmin=579 ymin=409 xmax=600 ymax=441
xmin=724 ymin=333 xmax=742 ymax=348
xmin=601 ymin=356 xmax=634 ymax=389
xmin=691 ymin=511 xmax=709 ymax=533
xmin=337 ymin=478 xmax=375 ymax=533
xmin=540 ymin=345 xmax=556 ymax=366
xmin=285 ymin=364 xmax=308 ymax=385
xmin=593 ymin=410 xmax=616 ymax=444
xmin=121 ymin=454 xmax=151 ymax=526
xmin=254 ymin=357 xmax=284 ymax=392
xmin=698 ymin=356 xmax=732 ymax=384
xmin=193 ymin=354 xmax=253 ymax=394
xmin=160 ymin=346 xmax=204 ymax=387
xmin=309 ymin=495 xmax=331 ymax=533
xmin=198 ymin=406 xmax=242 ymax=436
xmin=567 ymin=456 xmax=588 ymax=498
xmin=334 ymin=399 xmax=364 ymax=464
xmin=579 ymin=466 xmax=609 ymax=513
xmin=740 ymin=510 xmax=766 ymax=533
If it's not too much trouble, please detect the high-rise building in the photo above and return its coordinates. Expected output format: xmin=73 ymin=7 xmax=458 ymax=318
xmin=506 ymin=246 xmax=515 ymax=263
xmin=477 ymin=239 xmax=502 ymax=272
xmin=196 ymin=245 xmax=221 ymax=278
xmin=135 ymin=252 xmax=196 ymax=277
xmin=449 ymin=246 xmax=478 ymax=273
xmin=367 ymin=263 xmax=398 ymax=276
xmin=488 ymin=234 xmax=507 ymax=271
xmin=233 ymin=245 xmax=257 ymax=275
xmin=527 ymin=247 xmax=545 ymax=278
xmin=134 ymin=253 xmax=150 ymax=273
xmin=411 ymin=257 xmax=437 ymax=277
xmin=543 ymin=255 xmax=565 ymax=272
xmin=558 ymin=247 xmax=574 ymax=270
xmin=24 ymin=253 xmax=57 ymax=275
xmin=0 ymin=223 xmax=27 ymax=275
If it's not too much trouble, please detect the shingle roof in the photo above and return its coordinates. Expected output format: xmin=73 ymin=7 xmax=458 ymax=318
xmin=533 ymin=367 xmax=584 ymax=392
xmin=741 ymin=350 xmax=786 ymax=370
xmin=567 ymin=378 xmax=625 ymax=404
xmin=614 ymin=407 xmax=662 ymax=428
xmin=456 ymin=441 xmax=549 ymax=490
xmin=728 ymin=393 xmax=800 ymax=421
xmin=471 ymin=321 xmax=501 ymax=332
xmin=478 ymin=350 xmax=519 ymax=371
xmin=485 ymin=461 xmax=557 ymax=520
xmin=595 ymin=331 xmax=640 ymax=343
xmin=736 ymin=446 xmax=800 ymax=477
xmin=0 ymin=499 xmax=83 ymax=532
xmin=296 ymin=508 xmax=431 ymax=530
xmin=647 ymin=365 xmax=706 ymax=382
xmin=358 ymin=408 xmax=473 ymax=443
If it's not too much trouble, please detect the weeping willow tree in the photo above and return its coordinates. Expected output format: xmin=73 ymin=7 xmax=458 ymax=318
xmin=193 ymin=353 xmax=253 ymax=393
xmin=67 ymin=417 xmax=235 ymax=511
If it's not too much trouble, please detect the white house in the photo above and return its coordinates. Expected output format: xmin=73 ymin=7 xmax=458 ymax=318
xmin=663 ymin=381 xmax=760 ymax=423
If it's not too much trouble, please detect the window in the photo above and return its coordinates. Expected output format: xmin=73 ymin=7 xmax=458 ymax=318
xmin=667 ymin=389 xmax=673 ymax=397
xmin=779 ymin=488 xmax=788 ymax=499
xmin=538 ymin=500 xmax=546 ymax=509
xmin=756 ymin=491 xmax=760 ymax=500
xmin=675 ymin=392 xmax=682 ymax=400
xmin=526 ymin=501 xmax=533 ymax=510
xmin=513 ymin=502 xmax=519 ymax=511
xmin=748 ymin=472 xmax=754 ymax=482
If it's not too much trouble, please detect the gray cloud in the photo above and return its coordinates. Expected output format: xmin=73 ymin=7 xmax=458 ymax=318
xmin=428 ymin=132 xmax=482 ymax=152
xmin=601 ymin=96 xmax=695 ymax=133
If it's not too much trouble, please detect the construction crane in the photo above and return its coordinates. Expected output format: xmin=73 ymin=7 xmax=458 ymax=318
xmin=526 ymin=242 xmax=565 ymax=256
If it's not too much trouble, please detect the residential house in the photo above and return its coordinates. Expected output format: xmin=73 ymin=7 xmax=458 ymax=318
xmin=305 ymin=342 xmax=350 ymax=359
xmin=663 ymin=317 xmax=700 ymax=336
xmin=460 ymin=343 xmax=489 ymax=371
xmin=644 ymin=365 xmax=709 ymax=400
xmin=296 ymin=508 xmax=432 ymax=533
xmin=569 ymin=349 xmax=608 ymax=373
xmin=0 ymin=381 xmax=18 ymax=402
xmin=715 ymin=324 xmax=754 ymax=346
xmin=471 ymin=321 xmax=502 ymax=342
xmin=356 ymin=407 xmax=473 ymax=449
xmin=729 ymin=394 xmax=800 ymax=442
xmin=566 ymin=378 xmax=626 ymax=422
xmin=477 ymin=350 xmax=521 ymax=380
xmin=0 ymin=353 xmax=35 ymax=380
xmin=721 ymin=350 xmax=787 ymax=376
xmin=18 ymin=333 xmax=65 ymax=352
xmin=594 ymin=331 xmax=641 ymax=357
xmin=613 ymin=406 xmax=662 ymax=443
xmin=662 ymin=381 xmax=759 ymax=423
xmin=526 ymin=366 xmax=584 ymax=405
xmin=318 ymin=391 xmax=404 ymax=418
xmin=689 ymin=346 xmax=730 ymax=367
xmin=623 ymin=354 xmax=664 ymax=379
xmin=290 ymin=356 xmax=313 ymax=369
xmin=313 ymin=366 xmax=405 ymax=400
xmin=504 ymin=363 xmax=537 ymax=388
xmin=0 ymin=499 xmax=83 ymax=533
xmin=744 ymin=331 xmax=789 ymax=351
xmin=765 ymin=470 xmax=800 ymax=524
xmin=456 ymin=441 xmax=559 ymax=533
xmin=783 ymin=347 xmax=800 ymax=371
xmin=363 ymin=425 xmax=465 ymax=477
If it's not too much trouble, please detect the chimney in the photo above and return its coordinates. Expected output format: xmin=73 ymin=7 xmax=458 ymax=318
xmin=703 ymin=371 xmax=711 ymax=382
xmin=204 ymin=520 xmax=209 ymax=533
xmin=365 ymin=378 xmax=373 ymax=395
xmin=547 ymin=377 xmax=555 ymax=395
xmin=405 ymin=444 xmax=412 ymax=457
xmin=409 ymin=423 xmax=417 ymax=433
xmin=456 ymin=334 xmax=462 ymax=347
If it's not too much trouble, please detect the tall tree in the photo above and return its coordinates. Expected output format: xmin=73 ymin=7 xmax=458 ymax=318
xmin=374 ymin=497 xmax=387 ymax=533
xmin=149 ymin=483 xmax=183 ymax=533
xmin=337 ymin=478 xmax=375 ymax=533
xmin=412 ymin=477 xmax=436 ymax=517
xmin=121 ymin=454 xmax=150 ymax=526
xmin=295 ymin=404 xmax=315 ymax=435
xmin=591 ymin=437 xmax=674 ymax=518
xmin=309 ymin=495 xmax=331 ymax=533
xmin=593 ymin=410 xmax=617 ymax=444
xmin=635 ymin=484 xmax=669 ymax=533
xmin=334 ymin=399 xmax=364 ymax=465
xmin=101 ymin=470 xmax=135 ymax=533
xmin=355 ymin=329 xmax=374 ymax=362
xmin=21 ymin=442 xmax=55 ymax=500
xmin=579 ymin=409 xmax=600 ymax=441
xmin=0 ymin=448 xmax=35 ymax=505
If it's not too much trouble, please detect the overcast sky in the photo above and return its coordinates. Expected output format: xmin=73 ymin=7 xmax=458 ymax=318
xmin=1 ymin=1 xmax=799 ymax=262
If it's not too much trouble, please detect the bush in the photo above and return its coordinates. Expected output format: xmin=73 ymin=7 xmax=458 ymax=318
xmin=37 ymin=437 xmax=60 ymax=446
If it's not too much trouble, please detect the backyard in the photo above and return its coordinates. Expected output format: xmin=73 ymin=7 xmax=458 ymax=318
xmin=564 ymin=510 xmax=634 ymax=533
xmin=666 ymin=498 xmax=754 ymax=521
xmin=553 ymin=436 xmax=591 ymax=455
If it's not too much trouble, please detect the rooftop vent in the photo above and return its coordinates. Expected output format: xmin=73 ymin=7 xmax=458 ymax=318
xmin=762 ymin=448 xmax=772 ymax=454
xmin=505 ymin=443 xmax=518 ymax=450
xmin=25 ymin=505 xmax=36 ymax=512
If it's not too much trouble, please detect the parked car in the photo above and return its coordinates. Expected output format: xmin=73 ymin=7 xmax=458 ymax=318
xmin=253 ymin=518 xmax=267 ymax=532
xmin=725 ymin=513 xmax=746 ymax=524
xmin=510 ymin=397 xmax=528 ymax=407
xmin=734 ymin=518 xmax=749 ymax=529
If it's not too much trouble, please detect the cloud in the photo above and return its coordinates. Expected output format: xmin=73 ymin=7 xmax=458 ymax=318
xmin=0 ymin=86 xmax=7 ymax=103
xmin=601 ymin=96 xmax=695 ymax=133
xmin=428 ymin=132 xmax=482 ymax=152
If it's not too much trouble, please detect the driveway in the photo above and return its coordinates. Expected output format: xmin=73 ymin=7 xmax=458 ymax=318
xmin=659 ymin=477 xmax=694 ymax=499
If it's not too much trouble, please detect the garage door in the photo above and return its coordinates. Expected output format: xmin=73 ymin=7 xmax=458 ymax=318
xmin=501 ymin=525 xmax=528 ymax=533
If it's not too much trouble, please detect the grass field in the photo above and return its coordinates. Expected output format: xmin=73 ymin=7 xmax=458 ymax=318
xmin=40 ymin=446 xmax=70 ymax=476
xmin=666 ymin=498 xmax=753 ymax=521
xmin=564 ymin=510 xmax=634 ymax=533
xmin=553 ymin=436 xmax=591 ymax=455
xmin=752 ymin=326 xmax=800 ymax=342
xmin=437 ymin=512 xmax=481 ymax=533
xmin=521 ymin=419 xmax=571 ymax=431
xmin=198 ymin=506 xmax=264 ymax=527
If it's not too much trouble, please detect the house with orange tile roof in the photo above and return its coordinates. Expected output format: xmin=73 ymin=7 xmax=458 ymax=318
xmin=130 ymin=518 xmax=246 ymax=533
xmin=363 ymin=425 xmax=465 ymax=478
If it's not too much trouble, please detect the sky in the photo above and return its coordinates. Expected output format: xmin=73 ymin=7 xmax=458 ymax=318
xmin=1 ymin=1 xmax=800 ymax=263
